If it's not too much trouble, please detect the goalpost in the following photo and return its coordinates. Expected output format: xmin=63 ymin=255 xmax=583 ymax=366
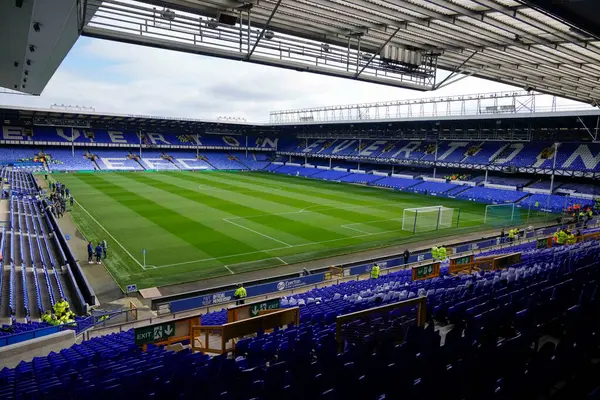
xmin=484 ymin=203 xmax=520 ymax=226
xmin=402 ymin=206 xmax=457 ymax=233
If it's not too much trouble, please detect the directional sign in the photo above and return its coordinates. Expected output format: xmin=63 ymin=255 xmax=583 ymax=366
xmin=126 ymin=284 xmax=137 ymax=293
xmin=134 ymin=322 xmax=175 ymax=345
xmin=250 ymin=298 xmax=280 ymax=317
xmin=412 ymin=262 xmax=440 ymax=281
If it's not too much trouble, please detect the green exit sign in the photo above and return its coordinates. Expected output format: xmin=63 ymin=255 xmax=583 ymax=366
xmin=416 ymin=264 xmax=434 ymax=278
xmin=134 ymin=322 xmax=175 ymax=345
xmin=250 ymin=298 xmax=280 ymax=317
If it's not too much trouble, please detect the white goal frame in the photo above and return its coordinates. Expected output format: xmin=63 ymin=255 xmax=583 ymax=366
xmin=402 ymin=205 xmax=457 ymax=233
xmin=484 ymin=203 xmax=516 ymax=224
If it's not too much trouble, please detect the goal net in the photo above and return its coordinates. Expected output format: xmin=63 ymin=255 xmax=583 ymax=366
xmin=402 ymin=206 xmax=456 ymax=233
xmin=484 ymin=204 xmax=520 ymax=227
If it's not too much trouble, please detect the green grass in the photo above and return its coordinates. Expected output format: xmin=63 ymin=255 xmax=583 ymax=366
xmin=57 ymin=171 xmax=538 ymax=290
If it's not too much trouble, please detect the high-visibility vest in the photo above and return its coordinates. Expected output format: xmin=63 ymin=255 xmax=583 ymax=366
xmin=557 ymin=231 xmax=567 ymax=245
xmin=371 ymin=265 xmax=380 ymax=279
xmin=234 ymin=287 xmax=247 ymax=298
xmin=439 ymin=247 xmax=447 ymax=260
xmin=431 ymin=247 xmax=439 ymax=260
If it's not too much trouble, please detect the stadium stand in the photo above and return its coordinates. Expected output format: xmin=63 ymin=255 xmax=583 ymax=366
xmin=410 ymin=181 xmax=456 ymax=195
xmin=3 ymin=234 xmax=596 ymax=399
xmin=456 ymin=187 xmax=529 ymax=203
xmin=228 ymin=152 xmax=271 ymax=170
xmin=519 ymin=194 xmax=594 ymax=213
xmin=44 ymin=148 xmax=97 ymax=171
xmin=138 ymin=151 xmax=180 ymax=170
xmin=0 ymin=170 xmax=89 ymax=326
xmin=94 ymin=150 xmax=145 ymax=171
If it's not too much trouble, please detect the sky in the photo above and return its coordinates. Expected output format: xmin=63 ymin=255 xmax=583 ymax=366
xmin=0 ymin=36 xmax=590 ymax=123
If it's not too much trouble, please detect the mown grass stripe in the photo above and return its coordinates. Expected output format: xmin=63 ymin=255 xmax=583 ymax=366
xmin=84 ymin=173 xmax=265 ymax=258
xmin=127 ymin=172 xmax=348 ymax=242
xmin=178 ymin=171 xmax=405 ymax=227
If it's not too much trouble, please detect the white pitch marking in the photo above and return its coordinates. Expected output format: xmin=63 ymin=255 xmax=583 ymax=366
xmin=74 ymin=199 xmax=146 ymax=270
xmin=223 ymin=217 xmax=293 ymax=247
xmin=149 ymin=220 xmax=478 ymax=271
xmin=276 ymin=257 xmax=288 ymax=265
xmin=230 ymin=202 xmax=405 ymax=221
xmin=341 ymin=224 xmax=373 ymax=235
xmin=224 ymin=266 xmax=235 ymax=275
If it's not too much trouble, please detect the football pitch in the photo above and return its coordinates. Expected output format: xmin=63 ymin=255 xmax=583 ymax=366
xmin=57 ymin=171 xmax=519 ymax=290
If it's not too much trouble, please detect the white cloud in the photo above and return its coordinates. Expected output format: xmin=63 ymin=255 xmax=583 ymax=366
xmin=0 ymin=37 xmax=589 ymax=121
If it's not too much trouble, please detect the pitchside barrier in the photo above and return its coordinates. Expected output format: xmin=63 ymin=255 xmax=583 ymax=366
xmin=160 ymin=221 xmax=592 ymax=316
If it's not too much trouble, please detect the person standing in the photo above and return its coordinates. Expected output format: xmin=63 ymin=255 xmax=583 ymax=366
xmin=69 ymin=196 xmax=74 ymax=208
xmin=95 ymin=243 xmax=103 ymax=264
xmin=234 ymin=284 xmax=247 ymax=305
xmin=101 ymin=239 xmax=108 ymax=259
xmin=370 ymin=263 xmax=380 ymax=279
xmin=87 ymin=241 xmax=94 ymax=264
xmin=403 ymin=249 xmax=410 ymax=265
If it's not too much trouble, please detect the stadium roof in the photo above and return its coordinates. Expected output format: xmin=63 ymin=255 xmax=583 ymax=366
xmin=81 ymin=0 xmax=600 ymax=105
xmin=3 ymin=0 xmax=600 ymax=105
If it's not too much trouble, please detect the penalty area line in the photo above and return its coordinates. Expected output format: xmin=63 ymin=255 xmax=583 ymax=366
xmin=74 ymin=199 xmax=146 ymax=271
xmin=223 ymin=218 xmax=292 ymax=247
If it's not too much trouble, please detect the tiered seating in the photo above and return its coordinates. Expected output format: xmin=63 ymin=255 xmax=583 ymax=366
xmin=559 ymin=182 xmax=599 ymax=195
xmin=445 ymin=184 xmax=471 ymax=196
xmin=486 ymin=175 xmax=532 ymax=187
xmin=519 ymin=193 xmax=594 ymax=212
xmin=44 ymin=149 xmax=96 ymax=171
xmin=229 ymin=152 xmax=270 ymax=170
xmin=264 ymin=163 xmax=283 ymax=172
xmin=1 ymin=236 xmax=599 ymax=398
xmin=139 ymin=151 xmax=179 ymax=170
xmin=1 ymin=169 xmax=39 ymax=195
xmin=370 ymin=176 xmax=421 ymax=190
xmin=0 ymin=321 xmax=51 ymax=339
xmin=166 ymin=151 xmax=214 ymax=170
xmin=22 ymin=199 xmax=55 ymax=312
xmin=462 ymin=142 xmax=503 ymax=164
xmin=311 ymin=170 xmax=351 ymax=181
xmin=492 ymin=143 xmax=547 ymax=167
xmin=0 ymin=148 xmax=36 ymax=164
xmin=457 ymin=186 xmax=528 ymax=203
xmin=94 ymin=151 xmax=144 ymax=170
xmin=339 ymin=173 xmax=383 ymax=185
xmin=201 ymin=152 xmax=247 ymax=170
xmin=410 ymin=181 xmax=456 ymax=195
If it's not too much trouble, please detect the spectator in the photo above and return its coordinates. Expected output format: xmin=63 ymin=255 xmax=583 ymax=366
xmin=87 ymin=241 xmax=94 ymax=264
xmin=95 ymin=243 xmax=103 ymax=264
